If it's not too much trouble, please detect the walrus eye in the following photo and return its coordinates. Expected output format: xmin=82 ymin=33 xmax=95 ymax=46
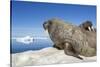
xmin=49 ymin=20 xmax=52 ymax=25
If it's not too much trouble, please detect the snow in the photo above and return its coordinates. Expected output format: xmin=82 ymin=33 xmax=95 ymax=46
xmin=12 ymin=47 xmax=96 ymax=67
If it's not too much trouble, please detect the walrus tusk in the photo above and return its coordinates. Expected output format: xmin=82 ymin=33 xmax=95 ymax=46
xmin=91 ymin=26 xmax=95 ymax=31
xmin=88 ymin=26 xmax=92 ymax=31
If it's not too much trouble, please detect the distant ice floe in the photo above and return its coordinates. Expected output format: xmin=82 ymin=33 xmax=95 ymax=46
xmin=12 ymin=36 xmax=49 ymax=44
xmin=15 ymin=36 xmax=34 ymax=44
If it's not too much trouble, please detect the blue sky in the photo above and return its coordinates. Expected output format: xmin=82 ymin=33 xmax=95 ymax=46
xmin=11 ymin=1 xmax=96 ymax=37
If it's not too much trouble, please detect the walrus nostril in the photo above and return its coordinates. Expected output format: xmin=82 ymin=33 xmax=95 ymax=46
xmin=43 ymin=22 xmax=47 ymax=30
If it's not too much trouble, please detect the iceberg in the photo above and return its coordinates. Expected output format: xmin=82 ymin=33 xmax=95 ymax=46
xmin=15 ymin=36 xmax=34 ymax=44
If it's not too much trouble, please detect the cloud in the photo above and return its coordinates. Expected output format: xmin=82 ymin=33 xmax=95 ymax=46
xmin=15 ymin=36 xmax=34 ymax=44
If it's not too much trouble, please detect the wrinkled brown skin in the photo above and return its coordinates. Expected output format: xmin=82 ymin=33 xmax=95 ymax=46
xmin=43 ymin=18 xmax=96 ymax=60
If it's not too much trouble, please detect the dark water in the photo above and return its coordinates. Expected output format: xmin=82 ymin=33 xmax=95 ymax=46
xmin=11 ymin=39 xmax=53 ymax=54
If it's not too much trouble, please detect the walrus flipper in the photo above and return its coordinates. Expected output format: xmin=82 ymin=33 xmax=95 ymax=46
xmin=53 ymin=44 xmax=62 ymax=50
xmin=64 ymin=43 xmax=83 ymax=60
xmin=53 ymin=44 xmax=64 ymax=50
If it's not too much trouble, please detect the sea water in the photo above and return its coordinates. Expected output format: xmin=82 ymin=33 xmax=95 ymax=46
xmin=11 ymin=39 xmax=53 ymax=54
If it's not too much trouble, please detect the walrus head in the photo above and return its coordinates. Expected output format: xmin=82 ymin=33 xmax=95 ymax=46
xmin=43 ymin=18 xmax=73 ymax=34
xmin=79 ymin=21 xmax=95 ymax=31
xmin=43 ymin=20 xmax=52 ymax=31
xmin=43 ymin=19 xmax=55 ymax=35
xmin=43 ymin=18 xmax=59 ymax=32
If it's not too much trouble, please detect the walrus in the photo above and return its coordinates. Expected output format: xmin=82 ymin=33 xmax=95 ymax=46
xmin=79 ymin=20 xmax=96 ymax=32
xmin=43 ymin=18 xmax=96 ymax=60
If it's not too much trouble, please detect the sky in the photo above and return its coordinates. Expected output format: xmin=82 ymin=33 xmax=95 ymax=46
xmin=11 ymin=1 xmax=96 ymax=37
